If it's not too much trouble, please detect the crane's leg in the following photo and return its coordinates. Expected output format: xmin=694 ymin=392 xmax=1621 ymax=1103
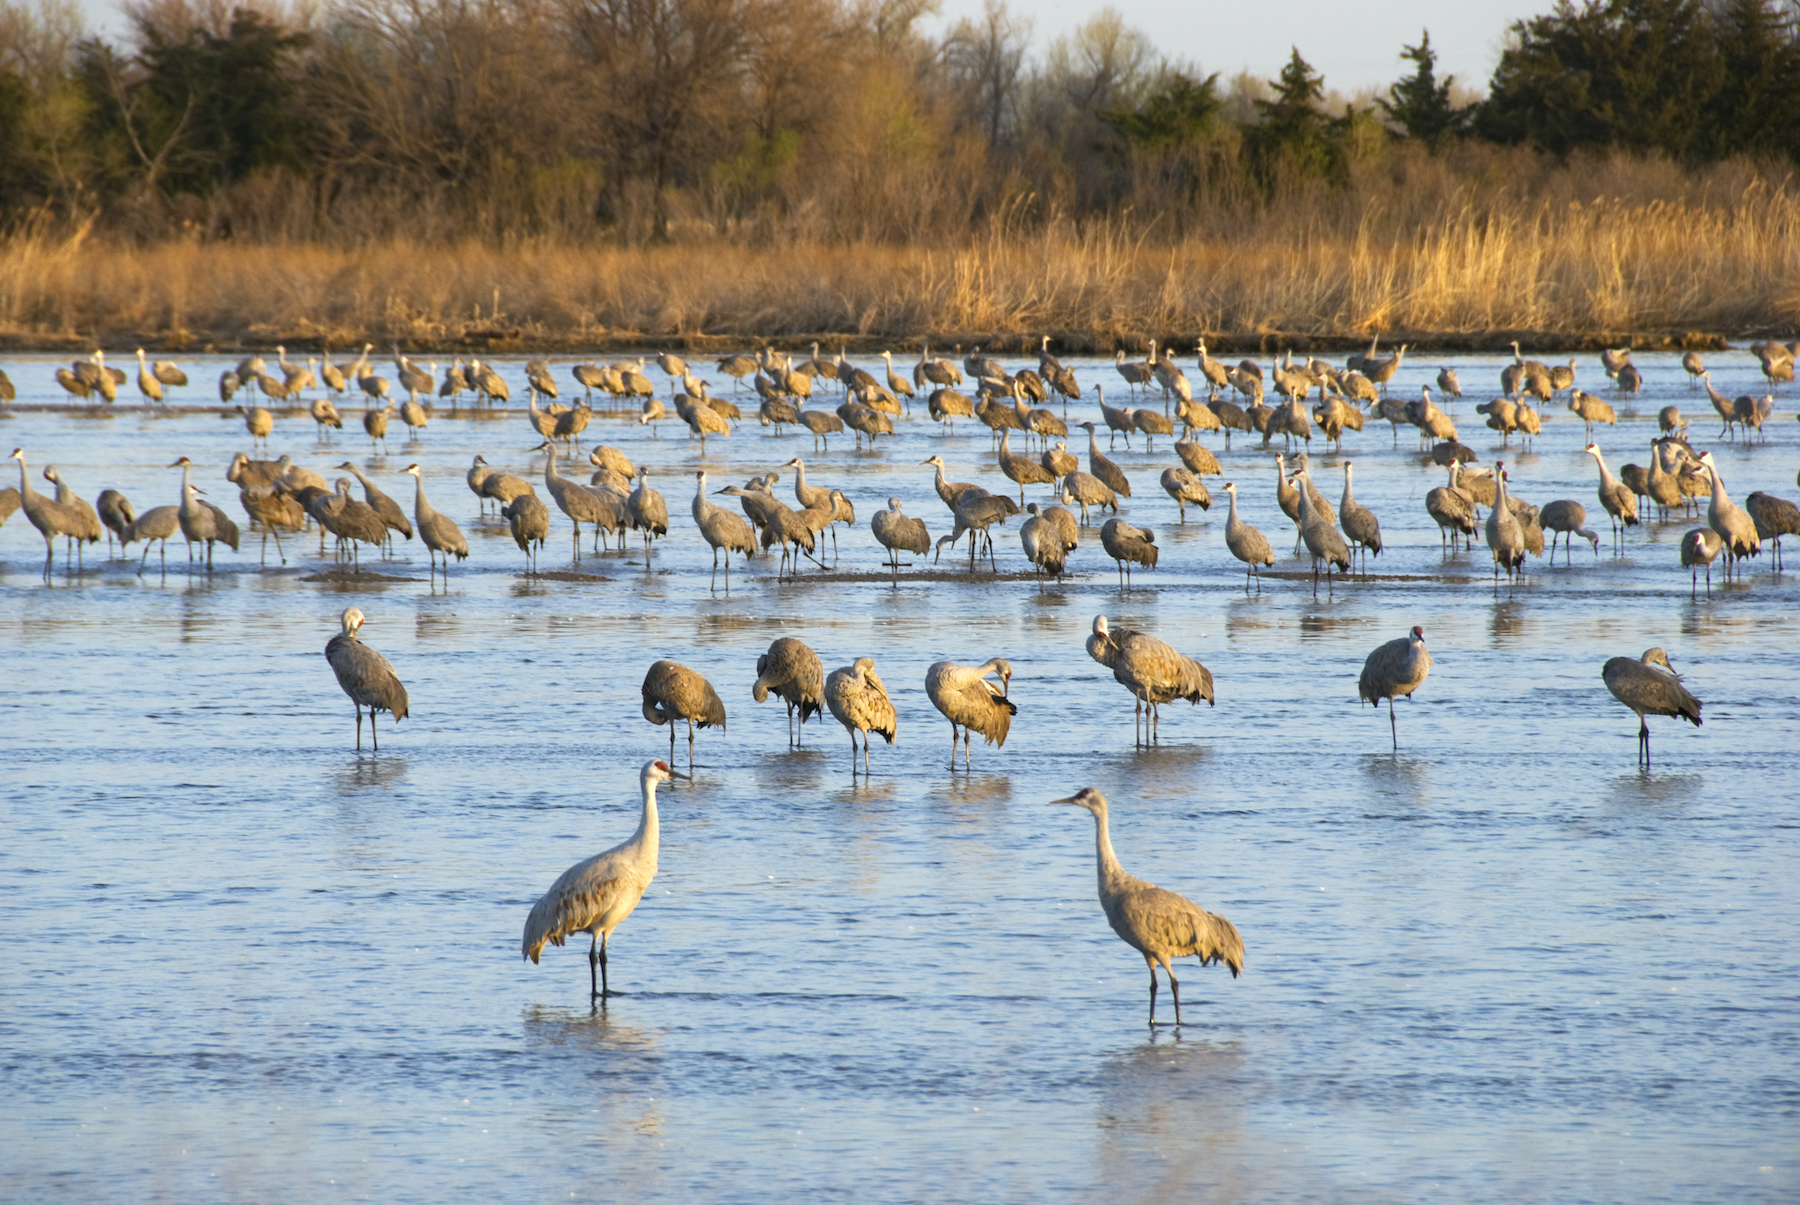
xmin=1147 ymin=965 xmax=1159 ymax=1027
xmin=687 ymin=717 xmax=695 ymax=772
xmin=1639 ymin=716 xmax=1650 ymax=767
xmin=353 ymin=704 xmax=363 ymax=751
xmin=1389 ymin=696 xmax=1399 ymax=752
xmin=371 ymin=709 xmax=379 ymax=752
xmin=948 ymin=722 xmax=958 ymax=770
xmin=848 ymin=728 xmax=859 ymax=776
xmin=588 ymin=932 xmax=600 ymax=998
xmin=1168 ymin=969 xmax=1184 ymax=1026
xmin=668 ymin=724 xmax=676 ymax=764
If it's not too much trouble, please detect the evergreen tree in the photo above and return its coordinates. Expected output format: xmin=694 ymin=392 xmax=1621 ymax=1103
xmin=1096 ymin=69 xmax=1223 ymax=151
xmin=1245 ymin=47 xmax=1335 ymax=185
xmin=1710 ymin=0 xmax=1800 ymax=159
xmin=1378 ymin=30 xmax=1469 ymax=149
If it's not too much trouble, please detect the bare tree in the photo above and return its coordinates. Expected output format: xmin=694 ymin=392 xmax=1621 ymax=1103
xmin=941 ymin=0 xmax=1027 ymax=146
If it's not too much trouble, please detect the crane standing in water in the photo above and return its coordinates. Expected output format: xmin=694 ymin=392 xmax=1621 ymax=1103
xmin=324 ymin=607 xmax=409 ymax=751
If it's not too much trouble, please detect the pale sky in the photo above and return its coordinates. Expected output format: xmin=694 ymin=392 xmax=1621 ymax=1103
xmin=926 ymin=0 xmax=1533 ymax=96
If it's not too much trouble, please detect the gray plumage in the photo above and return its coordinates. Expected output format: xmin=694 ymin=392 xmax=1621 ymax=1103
xmin=1221 ymin=482 xmax=1273 ymax=591
xmin=1538 ymin=499 xmax=1599 ymax=563
xmin=1051 ymin=786 xmax=1242 ymax=1027
xmin=1358 ymin=626 xmax=1432 ymax=751
xmin=1078 ymin=422 xmax=1131 ymax=496
xmin=1337 ymin=462 xmax=1380 ymax=571
xmin=238 ymin=481 xmax=306 ymax=566
xmin=537 ymin=442 xmax=606 ymax=561
xmin=501 ymin=493 xmax=549 ymax=573
xmin=753 ymin=637 xmax=824 ymax=747
xmin=1698 ymin=452 xmax=1759 ymax=579
xmin=1602 ymin=648 xmax=1702 ymax=766
xmin=1585 ymin=443 xmax=1638 ymax=548
xmin=9 ymin=449 xmax=89 ymax=576
xmin=1745 ymin=491 xmax=1799 ymax=571
xmin=925 ymin=657 xmax=1016 ymax=769
xmin=41 ymin=467 xmax=103 ymax=569
xmin=171 ymin=457 xmax=240 ymax=568
xmin=96 ymin=488 xmax=135 ymax=557
xmin=641 ymin=659 xmax=726 ymax=771
xmin=1680 ymin=527 xmax=1724 ymax=596
xmin=1485 ymin=462 xmax=1527 ymax=587
xmin=1159 ymin=467 xmax=1211 ymax=522
xmin=1087 ymin=616 xmax=1213 ymax=747
xmin=122 ymin=504 xmax=180 ymax=572
xmin=1061 ymin=470 xmax=1118 ymax=525
xmin=692 ymin=471 xmax=757 ymax=588
xmin=404 ymin=464 xmax=467 ymax=574
xmin=627 ymin=469 xmax=669 ymax=550
xmin=1020 ymin=504 xmax=1067 ymax=585
xmin=936 ymin=491 xmax=1018 ymax=572
xmin=1173 ymin=439 xmax=1221 ymax=476
xmin=871 ymin=498 xmax=930 ymax=583
xmin=338 ymin=461 xmax=413 ymax=545
xmin=835 ymin=400 xmax=893 ymax=446
xmin=1294 ymin=469 xmax=1350 ymax=595
xmin=1099 ymin=518 xmax=1158 ymax=586
xmin=324 ymin=606 xmax=409 ymax=751
xmin=825 ymin=656 xmax=896 ymax=776
xmin=998 ymin=428 xmax=1056 ymax=500
xmin=521 ymin=759 xmax=686 ymax=999
xmin=317 ymin=478 xmax=385 ymax=569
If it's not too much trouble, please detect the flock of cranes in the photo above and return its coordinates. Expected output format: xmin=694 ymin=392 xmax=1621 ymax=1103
xmin=7 ymin=336 xmax=1797 ymax=603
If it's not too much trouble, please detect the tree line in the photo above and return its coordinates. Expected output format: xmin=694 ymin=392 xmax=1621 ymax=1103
xmin=1 ymin=0 xmax=1798 ymax=246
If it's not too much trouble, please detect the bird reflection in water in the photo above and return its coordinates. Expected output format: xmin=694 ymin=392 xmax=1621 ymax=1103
xmin=334 ymin=754 xmax=407 ymax=794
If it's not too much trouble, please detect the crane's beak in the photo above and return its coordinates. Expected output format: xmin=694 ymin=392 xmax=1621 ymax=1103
xmin=666 ymin=768 xmax=691 ymax=781
xmin=1048 ymin=794 xmax=1081 ymax=807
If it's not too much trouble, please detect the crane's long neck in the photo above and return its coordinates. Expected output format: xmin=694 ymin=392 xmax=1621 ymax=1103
xmin=413 ymin=474 xmax=433 ymax=518
xmin=178 ymin=461 xmax=194 ymax=511
xmin=1091 ymin=805 xmax=1128 ymax=894
xmin=793 ymin=461 xmax=808 ymax=491
xmin=1341 ymin=466 xmax=1353 ymax=510
xmin=629 ymin=776 xmax=661 ymax=856
xmin=1591 ymin=451 xmax=1614 ymax=488
xmin=15 ymin=454 xmax=31 ymax=498
xmin=1225 ymin=489 xmax=1240 ymax=527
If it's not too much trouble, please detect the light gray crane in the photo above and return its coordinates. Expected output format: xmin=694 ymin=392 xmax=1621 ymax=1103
xmin=311 ymin=393 xmax=343 ymax=439
xmin=925 ymin=658 xmax=1016 ymax=770
xmin=237 ymin=479 xmax=305 ymax=565
xmin=796 ymin=406 xmax=844 ymax=451
xmin=1746 ymin=491 xmax=1799 ymax=570
xmin=170 ymin=457 xmax=240 ymax=569
xmin=521 ymin=758 xmax=689 ymax=999
xmin=1114 ymin=348 xmax=1155 ymax=396
xmin=926 ymin=386 xmax=975 ymax=434
xmin=42 ymin=466 xmax=103 ymax=565
xmin=1338 ymin=462 xmax=1381 ymax=573
xmin=1020 ymin=503 xmax=1067 ymax=586
xmin=753 ymin=637 xmax=824 ymax=748
xmin=785 ymin=457 xmax=854 ymax=556
xmin=1195 ymin=339 xmax=1231 ymax=397
xmin=642 ymin=660 xmax=726 ymax=772
xmin=237 ymin=405 xmax=274 ymax=452
xmin=935 ymin=491 xmax=1017 ymax=572
xmin=324 ymin=606 xmax=409 ymax=752
xmin=403 ymin=464 xmax=468 ymax=576
xmin=1294 ymin=469 xmax=1351 ymax=596
xmin=871 ymin=498 xmax=930 ymax=584
xmin=1436 ymin=366 xmax=1461 ymax=402
xmin=1358 ymin=626 xmax=1432 ymax=751
xmin=1086 ymin=616 xmax=1213 ymax=747
xmin=1220 ymin=481 xmax=1274 ymax=591
xmin=1485 ymin=461 xmax=1526 ymax=589
xmin=10 ymin=448 xmax=84 ymax=577
xmin=627 ymin=468 xmax=669 ymax=552
xmin=998 ymin=428 xmax=1056 ymax=502
xmin=466 ymin=455 xmax=496 ymax=515
xmin=719 ymin=485 xmax=817 ymax=581
xmin=317 ymin=478 xmax=385 ymax=569
xmin=1680 ymin=527 xmax=1724 ymax=596
xmin=1050 ymin=786 xmax=1242 ymax=1026
xmin=338 ymin=461 xmax=413 ymax=551
xmin=1697 ymin=451 xmax=1759 ymax=579
xmin=1099 ymin=517 xmax=1158 ymax=587
xmin=1159 ymin=467 xmax=1210 ymax=523
xmin=836 ymin=399 xmax=893 ymax=447
xmin=502 ymin=494 xmax=549 ymax=573
xmin=122 ymin=505 xmax=179 ymax=574
xmin=825 ymin=656 xmax=896 ymax=776
xmin=362 ymin=402 xmax=394 ymax=454
xmin=1043 ymin=440 xmax=1080 ymax=482
xmin=1078 ymin=421 xmax=1132 ymax=497
xmin=534 ymin=441 xmax=606 ymax=562
xmin=1602 ymin=648 xmax=1702 ymax=766
xmin=692 ymin=470 xmax=756 ymax=589
xmin=1539 ymin=499 xmax=1599 ymax=563
xmin=921 ymin=455 xmax=983 ymax=513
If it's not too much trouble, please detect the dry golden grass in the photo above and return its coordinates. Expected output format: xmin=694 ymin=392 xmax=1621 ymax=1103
xmin=5 ymin=180 xmax=1800 ymax=351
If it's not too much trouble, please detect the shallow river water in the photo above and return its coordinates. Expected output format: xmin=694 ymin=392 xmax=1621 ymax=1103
xmin=2 ymin=348 xmax=1797 ymax=1202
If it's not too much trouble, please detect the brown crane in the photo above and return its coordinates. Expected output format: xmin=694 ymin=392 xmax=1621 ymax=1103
xmin=1051 ymin=786 xmax=1242 ymax=1027
xmin=1086 ymin=615 xmax=1213 ymax=747
xmin=1602 ymin=648 xmax=1701 ymax=766
xmin=753 ymin=637 xmax=824 ymax=748
xmin=1358 ymin=626 xmax=1432 ymax=751
xmin=642 ymin=660 xmax=726 ymax=771
xmin=824 ymin=656 xmax=897 ymax=777
xmin=324 ymin=607 xmax=409 ymax=751
xmin=925 ymin=658 xmax=1016 ymax=770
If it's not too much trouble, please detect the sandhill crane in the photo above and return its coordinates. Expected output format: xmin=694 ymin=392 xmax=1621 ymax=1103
xmin=1358 ymin=626 xmax=1432 ymax=751
xmin=10 ymin=449 xmax=83 ymax=576
xmin=320 ymin=351 xmax=349 ymax=399
xmin=310 ymin=394 xmax=343 ymax=439
xmin=402 ymin=464 xmax=467 ymax=575
xmin=152 ymin=358 xmax=187 ymax=388
xmin=1614 ymin=361 xmax=1643 ymax=393
xmin=1680 ymin=527 xmax=1724 ymax=596
xmin=1424 ymin=464 xmax=1477 ymax=554
xmin=1539 ymin=499 xmax=1599 ymax=562
xmin=53 ymin=363 xmax=90 ymax=402
xmin=95 ymin=488 xmax=134 ymax=557
xmin=1157 ymin=467 xmax=1209 ymax=523
xmin=783 ymin=457 xmax=853 ymax=556
xmin=122 ymin=504 xmax=180 ymax=573
xmin=1696 ymin=452 xmax=1759 ymax=579
xmin=169 ymin=457 xmax=239 ymax=568
xmin=502 ymin=493 xmax=549 ymax=573
xmin=1095 ymin=387 xmax=1135 ymax=449
xmin=1194 ymin=340 xmax=1230 ymax=398
xmin=236 ymin=477 xmax=305 ymax=566
xmin=1338 ymin=463 xmax=1381 ymax=573
xmin=1059 ymin=470 xmax=1117 ymax=525
xmin=996 ymin=428 xmax=1055 ymax=502
xmin=641 ymin=660 xmax=725 ymax=771
xmin=466 ymin=455 xmax=496 ymax=514
xmin=925 ymin=658 xmax=1015 ymax=770
xmin=400 ymin=393 xmax=429 ymax=440
xmin=627 ymin=468 xmax=669 ymax=552
xmin=362 ymin=402 xmax=394 ymax=454
xmin=1603 ymin=648 xmax=1701 ymax=766
xmin=1568 ymin=390 xmax=1616 ymax=440
xmin=0 ymin=369 xmax=11 ymax=404
xmin=1365 ymin=344 xmax=1405 ymax=395
xmin=1020 ymin=503 xmax=1068 ymax=586
xmin=1050 ymin=785 xmax=1241 ymax=1026
xmin=1485 ymin=462 xmax=1527 ymax=588
xmin=920 ymin=455 xmax=982 ymax=514
xmin=132 ymin=349 xmax=164 ymax=405
xmin=825 ymin=656 xmax=896 ymax=776
xmin=1584 ymin=443 xmax=1638 ymax=548
xmin=1086 ymin=615 xmax=1212 ymax=746
xmin=1131 ymin=405 xmax=1176 ymax=451
xmin=1294 ymin=469 xmax=1350 ymax=595
xmin=691 ymin=470 xmax=756 ymax=589
xmin=753 ymin=637 xmax=823 ymax=747
xmin=934 ymin=490 xmax=1015 ymax=571
xmin=338 ymin=462 xmax=412 ymax=551
xmin=1218 ymin=481 xmax=1273 ymax=590
xmin=1099 ymin=518 xmax=1157 ymax=586
xmin=40 ymin=466 xmax=102 ymax=565
xmin=836 ymin=399 xmax=893 ymax=447
xmin=1042 ymin=440 xmax=1079 ymax=481
xmin=1745 ymin=491 xmax=1799 ymax=570
xmin=1436 ymin=366 xmax=1461 ymax=402
xmin=871 ymin=498 xmax=930 ymax=584
xmin=655 ymin=351 xmax=689 ymax=388
xmin=523 ymin=442 xmax=599 ymax=562
xmin=1078 ymin=422 xmax=1131 ymax=497
xmin=236 ymin=405 xmax=274 ymax=452
xmin=479 ymin=460 xmax=538 ymax=512
xmin=325 ymin=607 xmax=409 ymax=751
xmin=315 ymin=478 xmax=385 ymax=569
xmin=521 ymin=759 xmax=688 ymax=999
xmin=1115 ymin=348 xmax=1154 ymax=396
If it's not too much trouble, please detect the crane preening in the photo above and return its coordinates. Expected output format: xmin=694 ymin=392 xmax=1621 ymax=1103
xmin=1358 ymin=626 xmax=1432 ymax=751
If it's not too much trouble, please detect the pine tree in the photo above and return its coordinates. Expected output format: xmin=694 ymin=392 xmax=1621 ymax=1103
xmin=1246 ymin=48 xmax=1335 ymax=185
xmin=1378 ymin=31 xmax=1469 ymax=149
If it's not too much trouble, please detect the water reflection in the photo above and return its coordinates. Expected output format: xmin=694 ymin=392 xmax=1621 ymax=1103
xmin=1094 ymin=1035 xmax=1256 ymax=1197
xmin=333 ymin=753 xmax=409 ymax=794
xmin=1359 ymin=752 xmax=1432 ymax=811
xmin=1607 ymin=771 xmax=1703 ymax=809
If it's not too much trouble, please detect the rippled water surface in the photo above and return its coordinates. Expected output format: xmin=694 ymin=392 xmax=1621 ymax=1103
xmin=3 ymin=349 xmax=1797 ymax=1202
